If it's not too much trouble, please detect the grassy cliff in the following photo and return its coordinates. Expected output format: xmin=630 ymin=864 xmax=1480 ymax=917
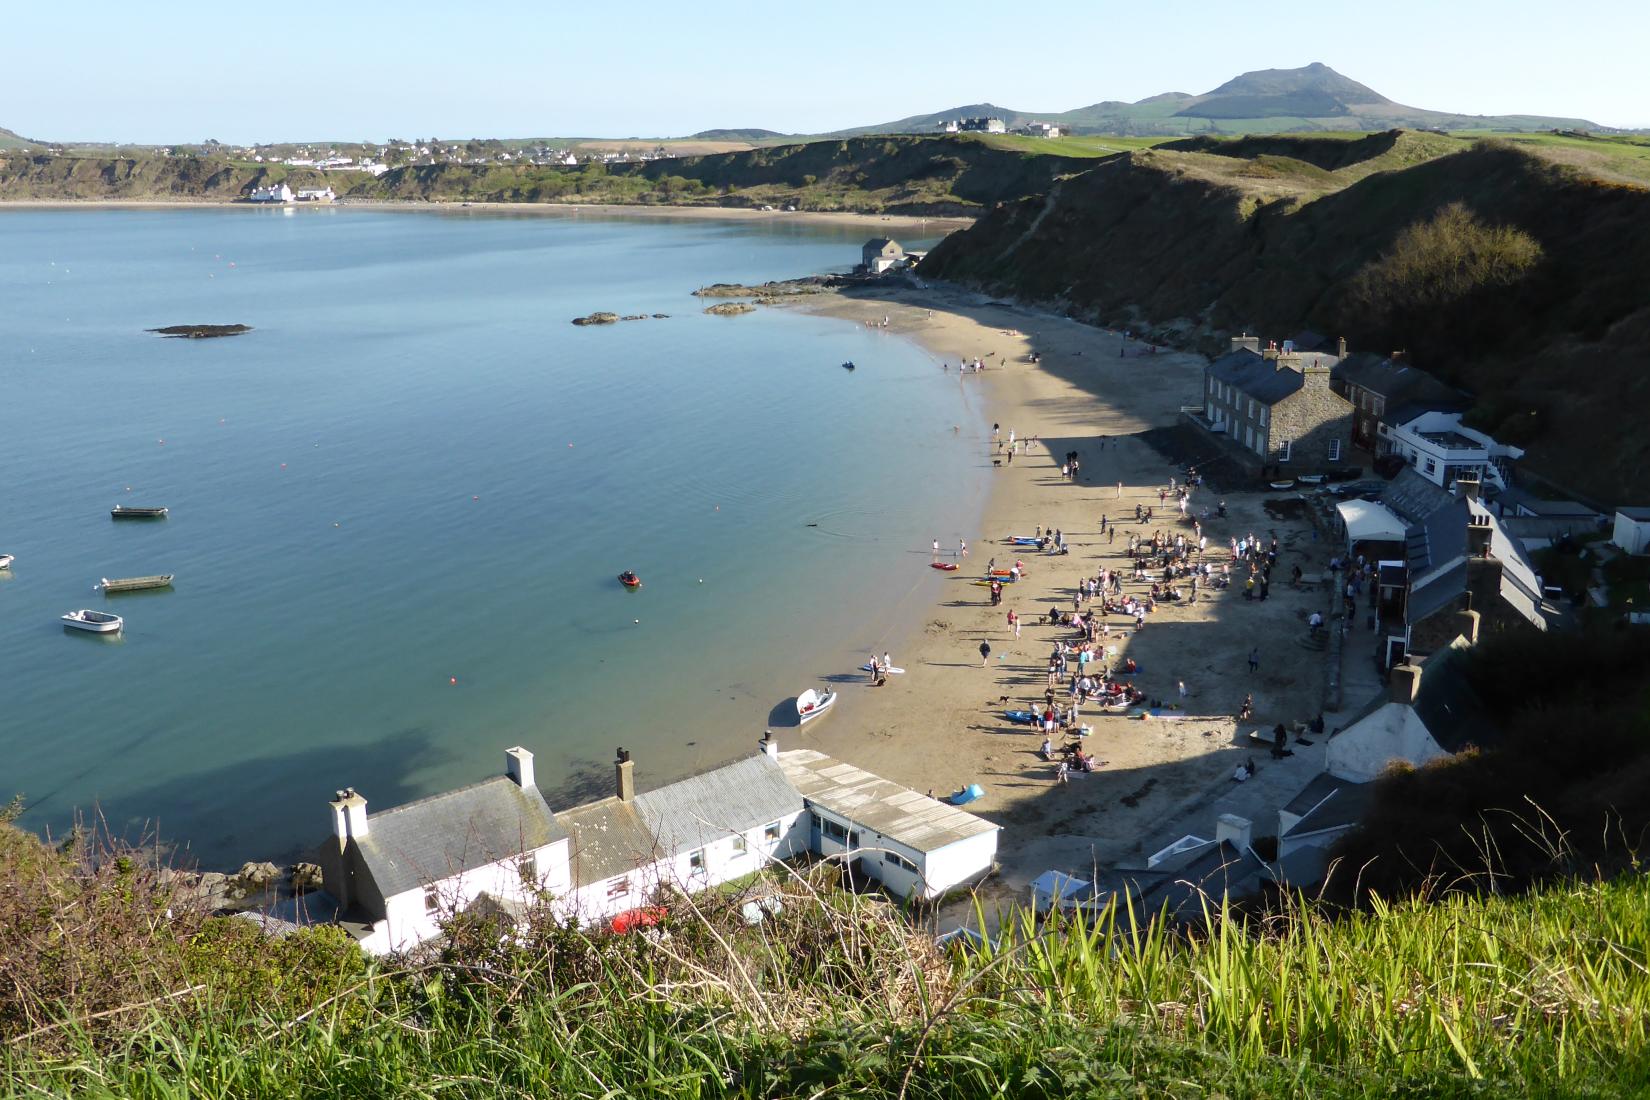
xmin=2 ymin=810 xmax=1647 ymax=1098
xmin=921 ymin=132 xmax=1650 ymax=501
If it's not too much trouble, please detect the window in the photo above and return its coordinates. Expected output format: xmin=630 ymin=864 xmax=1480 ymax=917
xmin=517 ymin=854 xmax=537 ymax=884
xmin=1278 ymin=439 xmax=1293 ymax=463
xmin=1259 ymin=406 xmax=1268 ymax=427
xmin=1328 ymin=439 xmax=1342 ymax=462
xmin=1424 ymin=458 xmax=1437 ymax=475
xmin=819 ymin=816 xmax=849 ymax=843
xmin=763 ymin=821 xmax=781 ymax=842
xmin=606 ymin=877 xmax=630 ymax=899
xmin=688 ymin=849 xmax=706 ymax=874
xmin=885 ymin=851 xmax=917 ymax=874
xmin=730 ymin=834 xmax=747 ymax=855
xmin=423 ymin=885 xmax=440 ymax=913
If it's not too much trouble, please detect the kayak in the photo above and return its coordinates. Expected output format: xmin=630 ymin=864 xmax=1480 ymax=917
xmin=1003 ymin=710 xmax=1039 ymax=725
xmin=930 ymin=562 xmax=959 ymax=572
xmin=1009 ymin=537 xmax=1042 ymax=546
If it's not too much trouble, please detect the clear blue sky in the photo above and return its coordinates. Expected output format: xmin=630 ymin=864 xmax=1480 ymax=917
xmin=8 ymin=0 xmax=1648 ymax=142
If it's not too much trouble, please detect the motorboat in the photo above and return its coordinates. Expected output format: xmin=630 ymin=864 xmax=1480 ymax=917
xmin=617 ymin=571 xmax=642 ymax=589
xmin=62 ymin=609 xmax=123 ymax=633
xmin=796 ymin=687 xmax=837 ymax=724
xmin=841 ymin=361 xmax=856 ymax=371
xmin=99 ymin=575 xmax=174 ymax=593
xmin=111 ymin=505 xmax=168 ymax=519
xmin=0 ymin=553 xmax=12 ymax=570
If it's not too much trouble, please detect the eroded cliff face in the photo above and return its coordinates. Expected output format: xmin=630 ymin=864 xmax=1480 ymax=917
xmin=921 ymin=138 xmax=1650 ymax=501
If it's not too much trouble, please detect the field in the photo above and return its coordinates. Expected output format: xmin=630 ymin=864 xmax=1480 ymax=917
xmin=1454 ymin=129 xmax=1650 ymax=185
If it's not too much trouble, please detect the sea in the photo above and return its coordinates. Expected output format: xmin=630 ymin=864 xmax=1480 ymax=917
xmin=0 ymin=205 xmax=990 ymax=867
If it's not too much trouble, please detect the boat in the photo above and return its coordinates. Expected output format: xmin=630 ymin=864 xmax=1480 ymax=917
xmin=1297 ymin=474 xmax=1326 ymax=485
xmin=99 ymin=574 xmax=174 ymax=593
xmin=111 ymin=505 xmax=168 ymax=519
xmin=796 ymin=687 xmax=837 ymax=724
xmin=946 ymin=784 xmax=985 ymax=806
xmin=1009 ymin=536 xmax=1042 ymax=546
xmin=617 ymin=571 xmax=642 ymax=589
xmin=841 ymin=361 xmax=856 ymax=371
xmin=62 ymin=609 xmax=123 ymax=633
xmin=930 ymin=561 xmax=959 ymax=572
xmin=1003 ymin=709 xmax=1039 ymax=725
xmin=1268 ymin=480 xmax=1296 ymax=491
xmin=0 ymin=554 xmax=12 ymax=570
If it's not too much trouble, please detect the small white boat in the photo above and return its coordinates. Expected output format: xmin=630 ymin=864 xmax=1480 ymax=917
xmin=62 ymin=609 xmax=123 ymax=633
xmin=0 ymin=553 xmax=13 ymax=569
xmin=1269 ymin=479 xmax=1296 ymax=491
xmin=1297 ymin=474 xmax=1326 ymax=485
xmin=797 ymin=687 xmax=837 ymax=724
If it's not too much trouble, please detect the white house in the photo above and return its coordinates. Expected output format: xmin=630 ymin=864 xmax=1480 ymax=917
xmin=777 ymin=749 xmax=1000 ymax=902
xmin=247 ymin=183 xmax=294 ymax=203
xmin=295 ymin=187 xmax=335 ymax=203
xmin=1381 ymin=408 xmax=1522 ymax=494
xmin=318 ymin=737 xmax=998 ymax=954
xmin=861 ymin=238 xmax=906 ymax=274
xmin=1611 ymin=508 xmax=1650 ymax=555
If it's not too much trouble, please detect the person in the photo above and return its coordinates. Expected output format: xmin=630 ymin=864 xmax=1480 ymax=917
xmin=1055 ymin=759 xmax=1069 ymax=785
xmin=1177 ymin=680 xmax=1187 ymax=700
xmin=1309 ymin=610 xmax=1324 ymax=636
xmin=1272 ymin=724 xmax=1293 ymax=759
xmin=979 ymin=641 xmax=992 ymax=666
xmin=932 ymin=539 xmax=941 ymax=559
xmin=1039 ymin=736 xmax=1053 ymax=761
xmin=1117 ymin=480 xmax=1124 ymax=499
xmin=882 ymin=652 xmax=893 ymax=674
xmin=1238 ymin=693 xmax=1253 ymax=722
xmin=1248 ymin=646 xmax=1260 ymax=674
xmin=959 ymin=538 xmax=968 ymax=558
xmin=1232 ymin=760 xmax=1252 ymax=783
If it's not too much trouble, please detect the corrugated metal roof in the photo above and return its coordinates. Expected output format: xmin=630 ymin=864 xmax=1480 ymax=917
xmin=355 ymin=777 xmax=567 ymax=900
xmin=635 ymin=754 xmax=804 ymax=854
xmin=778 ymin=749 xmax=997 ymax=854
xmin=556 ymin=797 xmax=657 ymax=887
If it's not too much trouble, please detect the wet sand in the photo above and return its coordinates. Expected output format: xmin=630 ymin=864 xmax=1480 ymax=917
xmin=784 ymin=283 xmax=1342 ymax=903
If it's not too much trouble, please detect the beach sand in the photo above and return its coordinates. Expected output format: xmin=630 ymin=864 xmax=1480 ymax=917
xmin=0 ymin=198 xmax=971 ymax=235
xmin=785 ymin=283 xmax=1344 ymax=913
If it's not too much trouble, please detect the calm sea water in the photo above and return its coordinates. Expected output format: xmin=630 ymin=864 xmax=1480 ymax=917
xmin=0 ymin=206 xmax=988 ymax=866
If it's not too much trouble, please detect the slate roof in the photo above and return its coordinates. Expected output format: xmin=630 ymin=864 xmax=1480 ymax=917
xmin=1207 ymin=348 xmax=1303 ymax=406
xmin=1333 ymin=355 xmax=1466 ymax=408
xmin=1282 ymin=773 xmax=1373 ymax=836
xmin=1413 ymin=639 xmax=1500 ymax=754
xmin=778 ymin=749 xmax=997 ymax=854
xmin=354 ymin=777 xmax=567 ymax=900
xmin=559 ymin=754 xmax=805 ymax=888
xmin=1618 ymin=507 xmax=1650 ymax=521
xmin=1381 ymin=469 xmax=1468 ymax=581
xmin=1487 ymin=513 xmax=1548 ymax=629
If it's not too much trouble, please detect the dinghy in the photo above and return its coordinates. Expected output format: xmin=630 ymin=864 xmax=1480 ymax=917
xmin=946 ymin=784 xmax=985 ymax=806
xmin=617 ymin=571 xmax=642 ymax=589
xmin=841 ymin=361 xmax=856 ymax=371
xmin=930 ymin=561 xmax=959 ymax=571
xmin=99 ymin=574 xmax=174 ymax=593
xmin=111 ymin=505 xmax=168 ymax=519
xmin=62 ymin=609 xmax=123 ymax=633
xmin=1268 ymin=480 xmax=1296 ymax=491
xmin=0 ymin=554 xmax=12 ymax=570
xmin=796 ymin=687 xmax=837 ymax=724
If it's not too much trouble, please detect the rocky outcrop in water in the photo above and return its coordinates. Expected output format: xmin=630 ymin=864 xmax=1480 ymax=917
xmin=571 ymin=312 xmax=619 ymax=326
xmin=703 ymin=302 xmax=756 ymax=317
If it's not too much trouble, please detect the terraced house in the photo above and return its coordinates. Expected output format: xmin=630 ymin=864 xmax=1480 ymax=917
xmin=1197 ymin=335 xmax=1355 ymax=473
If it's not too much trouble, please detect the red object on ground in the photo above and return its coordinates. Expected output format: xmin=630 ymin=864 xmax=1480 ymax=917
xmin=930 ymin=562 xmax=959 ymax=571
xmin=609 ymin=906 xmax=667 ymax=934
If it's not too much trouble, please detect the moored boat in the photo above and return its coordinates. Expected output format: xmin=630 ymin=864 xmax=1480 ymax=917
xmin=111 ymin=505 xmax=168 ymax=519
xmin=99 ymin=574 xmax=174 ymax=593
xmin=0 ymin=553 xmax=13 ymax=569
xmin=62 ymin=609 xmax=123 ymax=633
xmin=617 ymin=571 xmax=642 ymax=589
xmin=1297 ymin=474 xmax=1326 ymax=485
xmin=1268 ymin=480 xmax=1296 ymax=491
xmin=841 ymin=361 xmax=856 ymax=371
xmin=796 ymin=687 xmax=837 ymax=724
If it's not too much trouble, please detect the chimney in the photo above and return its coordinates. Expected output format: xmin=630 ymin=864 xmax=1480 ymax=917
xmin=759 ymin=730 xmax=779 ymax=759
xmin=1455 ymin=473 xmax=1481 ymax=502
xmin=1455 ymin=609 xmax=1481 ymax=646
xmin=1390 ymin=349 xmax=1408 ymax=364
xmin=1215 ymin=813 xmax=1253 ymax=853
xmin=505 ymin=746 xmax=535 ymax=789
xmin=1388 ymin=663 xmax=1422 ymax=706
xmin=330 ymin=787 xmax=369 ymax=845
xmin=1336 ymin=336 xmax=1348 ymax=359
xmin=1230 ymin=333 xmax=1261 ymax=355
xmin=615 ymin=747 xmax=635 ymax=802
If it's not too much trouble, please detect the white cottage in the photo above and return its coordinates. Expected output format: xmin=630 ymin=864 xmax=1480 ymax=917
xmin=1612 ymin=507 xmax=1650 ymax=555
xmin=247 ymin=183 xmax=294 ymax=203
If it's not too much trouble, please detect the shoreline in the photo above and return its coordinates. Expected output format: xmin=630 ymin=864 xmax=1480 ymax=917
xmin=0 ymin=197 xmax=973 ymax=233
xmin=781 ymin=282 xmax=1343 ymax=911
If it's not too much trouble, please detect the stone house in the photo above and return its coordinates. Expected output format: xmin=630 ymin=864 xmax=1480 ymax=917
xmin=318 ymin=737 xmax=999 ymax=955
xmin=1199 ymin=335 xmax=1354 ymax=472
xmin=861 ymin=238 xmax=905 ymax=274
xmin=1331 ymin=354 xmax=1467 ymax=453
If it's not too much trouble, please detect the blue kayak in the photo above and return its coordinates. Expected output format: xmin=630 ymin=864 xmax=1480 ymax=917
xmin=1004 ymin=710 xmax=1038 ymax=725
xmin=1010 ymin=537 xmax=1042 ymax=546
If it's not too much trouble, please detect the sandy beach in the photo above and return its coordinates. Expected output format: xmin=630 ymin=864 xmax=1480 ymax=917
xmin=784 ymin=283 xmax=1344 ymax=910
xmin=0 ymin=198 xmax=972 ymax=235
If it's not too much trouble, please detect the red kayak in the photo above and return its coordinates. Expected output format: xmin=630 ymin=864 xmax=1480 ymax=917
xmin=930 ymin=562 xmax=960 ymax=572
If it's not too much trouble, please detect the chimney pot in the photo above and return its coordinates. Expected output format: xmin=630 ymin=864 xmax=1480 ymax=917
xmin=505 ymin=746 xmax=535 ymax=789
xmin=760 ymin=731 xmax=779 ymax=758
xmin=331 ymin=787 xmax=369 ymax=842
xmin=1388 ymin=663 xmax=1422 ymax=706
xmin=1336 ymin=336 xmax=1348 ymax=358
xmin=1215 ymin=813 xmax=1253 ymax=853
xmin=1455 ymin=609 xmax=1481 ymax=646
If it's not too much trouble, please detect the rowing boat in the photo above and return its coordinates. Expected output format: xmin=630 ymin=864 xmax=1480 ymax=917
xmin=111 ymin=505 xmax=168 ymax=519
xmin=100 ymin=574 xmax=174 ymax=593
xmin=62 ymin=609 xmax=123 ymax=633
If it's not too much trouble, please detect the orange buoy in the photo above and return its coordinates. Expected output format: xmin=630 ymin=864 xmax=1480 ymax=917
xmin=450 ymin=676 xmax=458 ymax=684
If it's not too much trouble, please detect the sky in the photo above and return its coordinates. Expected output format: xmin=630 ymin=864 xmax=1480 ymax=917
xmin=6 ymin=0 xmax=1649 ymax=143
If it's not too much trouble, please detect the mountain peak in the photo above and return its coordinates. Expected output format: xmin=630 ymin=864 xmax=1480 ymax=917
xmin=1201 ymin=63 xmax=1391 ymax=106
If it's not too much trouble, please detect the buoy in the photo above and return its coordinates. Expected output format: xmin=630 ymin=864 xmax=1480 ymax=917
xmin=472 ymin=495 xmax=479 ymax=501
xmin=334 ymin=522 xmax=340 ymax=527
xmin=634 ymin=619 xmax=641 ymax=624
xmin=450 ymin=676 xmax=457 ymax=684
xmin=698 ymin=579 xmax=704 ymax=583
xmin=280 ymin=463 xmax=286 ymax=469
xmin=158 ymin=439 xmax=165 ymax=445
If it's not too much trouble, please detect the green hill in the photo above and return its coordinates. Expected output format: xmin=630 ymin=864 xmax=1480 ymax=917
xmin=920 ymin=130 xmax=1650 ymax=502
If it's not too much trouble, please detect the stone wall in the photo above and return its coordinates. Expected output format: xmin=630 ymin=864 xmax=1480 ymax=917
xmin=1271 ymin=371 xmax=1353 ymax=471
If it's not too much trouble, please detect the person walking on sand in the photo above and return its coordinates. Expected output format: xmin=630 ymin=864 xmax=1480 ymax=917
xmin=932 ymin=539 xmax=941 ymax=559
xmin=1248 ymin=646 xmax=1260 ymax=674
xmin=959 ymin=538 xmax=968 ymax=559
xmin=979 ymin=640 xmax=992 ymax=667
xmin=1117 ymin=480 xmax=1124 ymax=499
xmin=1055 ymin=759 xmax=1069 ymax=785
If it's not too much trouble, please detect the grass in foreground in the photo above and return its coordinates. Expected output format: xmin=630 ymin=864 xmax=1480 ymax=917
xmin=3 ymin=809 xmax=1648 ymax=1098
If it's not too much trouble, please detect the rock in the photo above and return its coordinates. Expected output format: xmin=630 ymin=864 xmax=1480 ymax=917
xmin=703 ymin=302 xmax=756 ymax=317
xmin=147 ymin=324 xmax=252 ymax=338
xmin=620 ymin=314 xmax=646 ymax=321
xmin=236 ymin=860 xmax=282 ymax=888
xmin=291 ymin=862 xmax=324 ymax=894
xmin=652 ymin=313 xmax=670 ymax=319
xmin=571 ymin=312 xmax=619 ymax=326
